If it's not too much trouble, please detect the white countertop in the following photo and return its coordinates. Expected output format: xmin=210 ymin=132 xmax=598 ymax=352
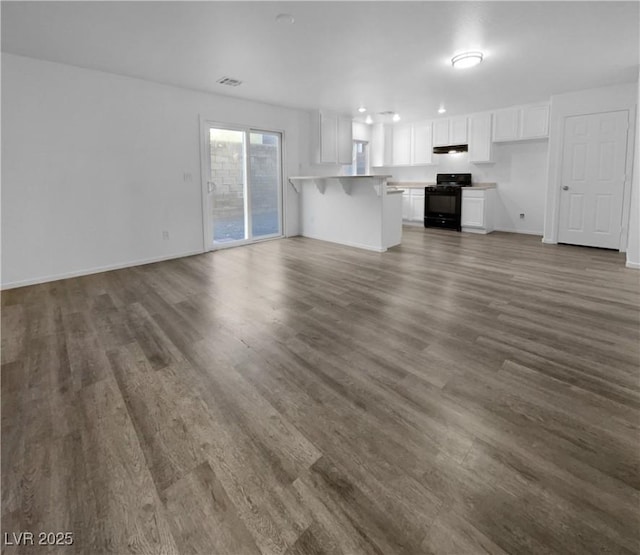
xmin=388 ymin=181 xmax=435 ymax=188
xmin=290 ymin=175 xmax=393 ymax=180
xmin=467 ymin=183 xmax=497 ymax=190
xmin=388 ymin=181 xmax=497 ymax=190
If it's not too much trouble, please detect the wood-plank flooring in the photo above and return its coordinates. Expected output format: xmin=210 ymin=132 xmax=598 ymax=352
xmin=2 ymin=228 xmax=639 ymax=554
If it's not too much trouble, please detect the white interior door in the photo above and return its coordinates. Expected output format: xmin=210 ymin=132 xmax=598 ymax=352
xmin=558 ymin=111 xmax=629 ymax=249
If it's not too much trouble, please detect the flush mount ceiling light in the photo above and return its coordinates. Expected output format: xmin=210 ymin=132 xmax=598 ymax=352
xmin=451 ymin=51 xmax=483 ymax=69
xmin=358 ymin=106 xmax=367 ymax=113
xmin=275 ymin=13 xmax=295 ymax=24
xmin=365 ymin=115 xmax=373 ymax=124
xmin=392 ymin=113 xmax=401 ymax=122
xmin=438 ymin=107 xmax=446 ymax=114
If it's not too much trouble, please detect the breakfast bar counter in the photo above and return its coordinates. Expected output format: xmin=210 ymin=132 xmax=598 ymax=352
xmin=289 ymin=175 xmax=401 ymax=252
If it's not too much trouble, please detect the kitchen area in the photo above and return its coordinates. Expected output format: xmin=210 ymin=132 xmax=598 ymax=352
xmin=291 ymin=102 xmax=550 ymax=251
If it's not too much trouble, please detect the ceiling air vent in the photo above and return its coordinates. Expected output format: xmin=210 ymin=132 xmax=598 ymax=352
xmin=378 ymin=111 xmax=395 ymax=116
xmin=217 ymin=77 xmax=242 ymax=87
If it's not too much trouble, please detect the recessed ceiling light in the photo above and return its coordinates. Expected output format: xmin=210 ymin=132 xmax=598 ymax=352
xmin=451 ymin=51 xmax=483 ymax=69
xmin=438 ymin=107 xmax=446 ymax=114
xmin=392 ymin=114 xmax=401 ymax=122
xmin=358 ymin=106 xmax=367 ymax=113
xmin=217 ymin=76 xmax=242 ymax=87
xmin=275 ymin=13 xmax=295 ymax=24
xmin=365 ymin=115 xmax=373 ymax=124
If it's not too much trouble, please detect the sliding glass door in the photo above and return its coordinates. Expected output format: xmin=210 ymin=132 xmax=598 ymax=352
xmin=204 ymin=124 xmax=282 ymax=249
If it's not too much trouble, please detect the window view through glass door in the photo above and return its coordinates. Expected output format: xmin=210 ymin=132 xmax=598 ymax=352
xmin=206 ymin=126 xmax=282 ymax=248
xmin=345 ymin=140 xmax=369 ymax=175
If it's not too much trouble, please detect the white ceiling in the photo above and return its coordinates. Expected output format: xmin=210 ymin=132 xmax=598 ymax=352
xmin=2 ymin=1 xmax=638 ymax=123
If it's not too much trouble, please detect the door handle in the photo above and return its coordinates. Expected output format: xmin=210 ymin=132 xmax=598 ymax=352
xmin=207 ymin=181 xmax=216 ymax=193
xmin=561 ymin=185 xmax=569 ymax=191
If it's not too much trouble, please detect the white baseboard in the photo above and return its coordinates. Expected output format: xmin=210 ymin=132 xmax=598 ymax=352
xmin=462 ymin=227 xmax=490 ymax=235
xmin=300 ymin=234 xmax=387 ymax=253
xmin=494 ymin=227 xmax=544 ymax=236
xmin=1 ymin=249 xmax=204 ymax=290
xmin=625 ymin=259 xmax=640 ymax=269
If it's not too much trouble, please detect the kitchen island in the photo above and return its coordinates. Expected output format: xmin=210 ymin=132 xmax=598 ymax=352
xmin=289 ymin=175 xmax=402 ymax=252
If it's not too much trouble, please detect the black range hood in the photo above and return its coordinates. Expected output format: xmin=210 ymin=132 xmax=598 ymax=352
xmin=433 ymin=144 xmax=468 ymax=154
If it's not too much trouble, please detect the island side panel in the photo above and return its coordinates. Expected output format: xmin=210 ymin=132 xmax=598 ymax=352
xmin=299 ymin=181 xmax=386 ymax=251
xmin=383 ymin=192 xmax=403 ymax=248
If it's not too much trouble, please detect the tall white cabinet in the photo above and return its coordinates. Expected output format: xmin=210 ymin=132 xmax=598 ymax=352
xmin=317 ymin=110 xmax=353 ymax=164
xmin=392 ymin=124 xmax=412 ymax=166
xmin=468 ymin=112 xmax=493 ymax=163
xmin=412 ymin=122 xmax=434 ymax=165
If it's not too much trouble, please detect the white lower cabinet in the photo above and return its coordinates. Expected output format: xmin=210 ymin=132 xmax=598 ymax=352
xmin=461 ymin=189 xmax=495 ymax=233
xmin=402 ymin=189 xmax=425 ymax=223
xmin=402 ymin=192 xmax=411 ymax=220
xmin=410 ymin=192 xmax=425 ymax=222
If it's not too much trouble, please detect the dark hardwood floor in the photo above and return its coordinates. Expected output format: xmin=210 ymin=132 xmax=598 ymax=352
xmin=2 ymin=227 xmax=639 ymax=554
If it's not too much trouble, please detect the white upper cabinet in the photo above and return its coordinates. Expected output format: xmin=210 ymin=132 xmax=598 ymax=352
xmin=468 ymin=112 xmax=493 ymax=163
xmin=317 ymin=110 xmax=353 ymax=164
xmin=373 ymin=122 xmax=434 ymax=167
xmin=493 ymin=108 xmax=520 ymax=142
xmin=411 ymin=121 xmax=433 ymax=165
xmin=433 ymin=117 xmax=468 ymax=146
xmin=364 ymin=101 xmax=549 ymax=167
xmin=433 ymin=119 xmax=450 ymax=146
xmin=392 ymin=124 xmax=412 ymax=166
xmin=371 ymin=123 xmax=393 ymax=167
xmin=493 ymin=104 xmax=549 ymax=142
xmin=337 ymin=115 xmax=354 ymax=164
xmin=450 ymin=116 xmax=468 ymax=144
xmin=319 ymin=111 xmax=338 ymax=163
xmin=371 ymin=123 xmax=386 ymax=168
xmin=521 ymin=104 xmax=549 ymax=139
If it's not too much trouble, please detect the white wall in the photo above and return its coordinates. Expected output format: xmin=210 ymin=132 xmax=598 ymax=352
xmin=374 ymin=141 xmax=549 ymax=235
xmin=1 ymin=53 xmax=309 ymax=288
xmin=627 ymin=79 xmax=640 ymax=268
xmin=543 ymin=82 xmax=638 ymax=248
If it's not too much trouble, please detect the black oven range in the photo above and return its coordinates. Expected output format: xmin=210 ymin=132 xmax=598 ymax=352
xmin=424 ymin=173 xmax=472 ymax=231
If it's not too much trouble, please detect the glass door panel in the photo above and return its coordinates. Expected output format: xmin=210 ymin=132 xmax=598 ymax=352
xmin=248 ymin=131 xmax=282 ymax=239
xmin=209 ymin=127 xmax=247 ymax=245
xmin=206 ymin=125 xmax=283 ymax=249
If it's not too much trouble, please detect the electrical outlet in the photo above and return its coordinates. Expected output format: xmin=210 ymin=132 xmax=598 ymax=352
xmin=162 ymin=230 xmax=170 ymax=240
xmin=183 ymin=172 xmax=192 ymax=182
xmin=519 ymin=213 xmax=525 ymax=219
